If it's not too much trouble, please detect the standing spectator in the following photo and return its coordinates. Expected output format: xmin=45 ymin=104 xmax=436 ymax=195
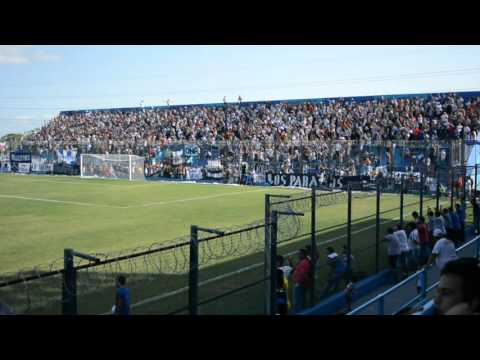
xmin=305 ymin=244 xmax=320 ymax=303
xmin=417 ymin=216 xmax=431 ymax=265
xmin=433 ymin=258 xmax=480 ymax=315
xmin=455 ymin=203 xmax=466 ymax=243
xmin=277 ymin=255 xmax=293 ymax=313
xmin=113 ymin=275 xmax=131 ymax=315
xmin=449 ymin=206 xmax=461 ymax=246
xmin=341 ymin=244 xmax=355 ymax=274
xmin=322 ymin=246 xmax=347 ymax=297
xmin=383 ymin=228 xmax=401 ymax=272
xmin=425 ymin=229 xmax=458 ymax=272
xmin=290 ymin=249 xmax=311 ymax=312
xmin=344 ymin=275 xmax=357 ymax=313
xmin=442 ymin=208 xmax=453 ymax=239
xmin=407 ymin=222 xmax=420 ymax=271
xmin=411 ymin=211 xmax=420 ymax=224
xmin=394 ymin=224 xmax=410 ymax=277
xmin=432 ymin=209 xmax=447 ymax=237
xmin=276 ymin=268 xmax=289 ymax=315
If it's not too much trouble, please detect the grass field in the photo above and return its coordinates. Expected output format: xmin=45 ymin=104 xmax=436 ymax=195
xmin=0 ymin=174 xmax=304 ymax=273
xmin=0 ymin=173 xmax=456 ymax=315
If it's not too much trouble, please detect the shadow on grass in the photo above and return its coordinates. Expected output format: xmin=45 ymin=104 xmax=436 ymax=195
xmin=0 ymin=216 xmax=397 ymax=315
xmin=1 ymin=195 xmax=447 ymax=315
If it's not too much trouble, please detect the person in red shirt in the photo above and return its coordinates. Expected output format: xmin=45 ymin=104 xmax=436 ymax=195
xmin=289 ymin=248 xmax=311 ymax=313
xmin=417 ymin=216 xmax=431 ymax=265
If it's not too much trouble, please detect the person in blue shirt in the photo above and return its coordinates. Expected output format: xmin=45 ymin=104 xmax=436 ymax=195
xmin=449 ymin=207 xmax=461 ymax=246
xmin=455 ymin=203 xmax=466 ymax=243
xmin=114 ymin=275 xmax=131 ymax=315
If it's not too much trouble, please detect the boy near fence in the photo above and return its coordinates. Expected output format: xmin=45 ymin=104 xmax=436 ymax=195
xmin=344 ymin=275 xmax=357 ymax=312
xmin=113 ymin=275 xmax=131 ymax=315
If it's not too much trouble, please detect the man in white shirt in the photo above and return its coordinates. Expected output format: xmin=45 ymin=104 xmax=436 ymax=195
xmin=383 ymin=227 xmax=401 ymax=272
xmin=394 ymin=224 xmax=410 ymax=277
xmin=426 ymin=229 xmax=458 ymax=271
xmin=407 ymin=222 xmax=420 ymax=271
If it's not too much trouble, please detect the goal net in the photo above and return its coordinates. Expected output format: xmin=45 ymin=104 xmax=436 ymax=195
xmin=80 ymin=154 xmax=145 ymax=181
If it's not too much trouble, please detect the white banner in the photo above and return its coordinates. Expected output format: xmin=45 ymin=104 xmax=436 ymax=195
xmin=206 ymin=170 xmax=223 ymax=179
xmin=187 ymin=167 xmax=203 ymax=180
xmin=18 ymin=163 xmax=31 ymax=173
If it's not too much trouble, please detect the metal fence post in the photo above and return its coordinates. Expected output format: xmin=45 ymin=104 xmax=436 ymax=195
xmin=310 ymin=187 xmax=316 ymax=306
xmin=420 ymin=171 xmax=424 ymax=218
xmin=476 ymin=165 xmax=479 ymax=236
xmin=475 ymin=164 xmax=478 ymax=198
xmin=400 ymin=175 xmax=404 ymax=228
xmin=436 ymin=169 xmax=440 ymax=212
xmin=270 ymin=211 xmax=278 ymax=316
xmin=62 ymin=248 xmax=77 ymax=315
xmin=347 ymin=185 xmax=352 ymax=282
xmin=264 ymin=194 xmax=271 ymax=315
xmin=461 ymin=136 xmax=466 ymax=199
xmin=375 ymin=182 xmax=381 ymax=274
xmin=189 ymin=225 xmax=199 ymax=315
xmin=451 ymin=169 xmax=455 ymax=210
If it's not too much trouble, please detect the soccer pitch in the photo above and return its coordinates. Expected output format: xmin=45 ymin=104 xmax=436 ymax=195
xmin=0 ymin=173 xmax=449 ymax=314
xmin=0 ymin=174 xmax=304 ymax=273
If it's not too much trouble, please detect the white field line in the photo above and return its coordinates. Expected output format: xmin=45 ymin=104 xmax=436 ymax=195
xmin=4 ymin=177 xmax=154 ymax=188
xmin=0 ymin=194 xmax=122 ymax=209
xmin=124 ymin=189 xmax=267 ymax=208
xmin=0 ymin=189 xmax=268 ymax=210
xmin=103 ymin=216 xmax=401 ymax=314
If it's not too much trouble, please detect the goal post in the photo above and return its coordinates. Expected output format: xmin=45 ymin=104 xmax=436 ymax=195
xmin=80 ymin=154 xmax=145 ymax=181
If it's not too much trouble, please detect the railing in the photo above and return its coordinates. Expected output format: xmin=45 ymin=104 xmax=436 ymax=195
xmin=347 ymin=235 xmax=480 ymax=315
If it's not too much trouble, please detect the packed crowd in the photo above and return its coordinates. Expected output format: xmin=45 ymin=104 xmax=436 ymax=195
xmin=22 ymin=93 xmax=480 ymax=177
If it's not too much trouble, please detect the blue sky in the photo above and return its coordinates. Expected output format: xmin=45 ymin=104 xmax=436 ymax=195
xmin=1 ymin=45 xmax=480 ymax=137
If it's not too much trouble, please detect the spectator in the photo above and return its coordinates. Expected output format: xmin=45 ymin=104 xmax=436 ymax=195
xmin=322 ymin=246 xmax=347 ymax=297
xmin=432 ymin=209 xmax=447 ymax=237
xmin=277 ymin=255 xmax=292 ymax=314
xmin=417 ymin=216 xmax=432 ymax=265
xmin=305 ymin=244 xmax=319 ymax=304
xmin=425 ymin=229 xmax=458 ymax=272
xmin=455 ymin=203 xmax=466 ymax=243
xmin=276 ymin=268 xmax=289 ymax=315
xmin=383 ymin=227 xmax=401 ymax=273
xmin=442 ymin=208 xmax=453 ymax=239
xmin=113 ymin=275 xmax=131 ymax=315
xmin=290 ymin=249 xmax=311 ymax=312
xmin=411 ymin=211 xmax=419 ymax=224
xmin=449 ymin=206 xmax=461 ymax=246
xmin=341 ymin=244 xmax=355 ymax=274
xmin=407 ymin=221 xmax=420 ymax=271
xmin=394 ymin=224 xmax=410 ymax=278
xmin=344 ymin=274 xmax=358 ymax=313
xmin=433 ymin=258 xmax=480 ymax=315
